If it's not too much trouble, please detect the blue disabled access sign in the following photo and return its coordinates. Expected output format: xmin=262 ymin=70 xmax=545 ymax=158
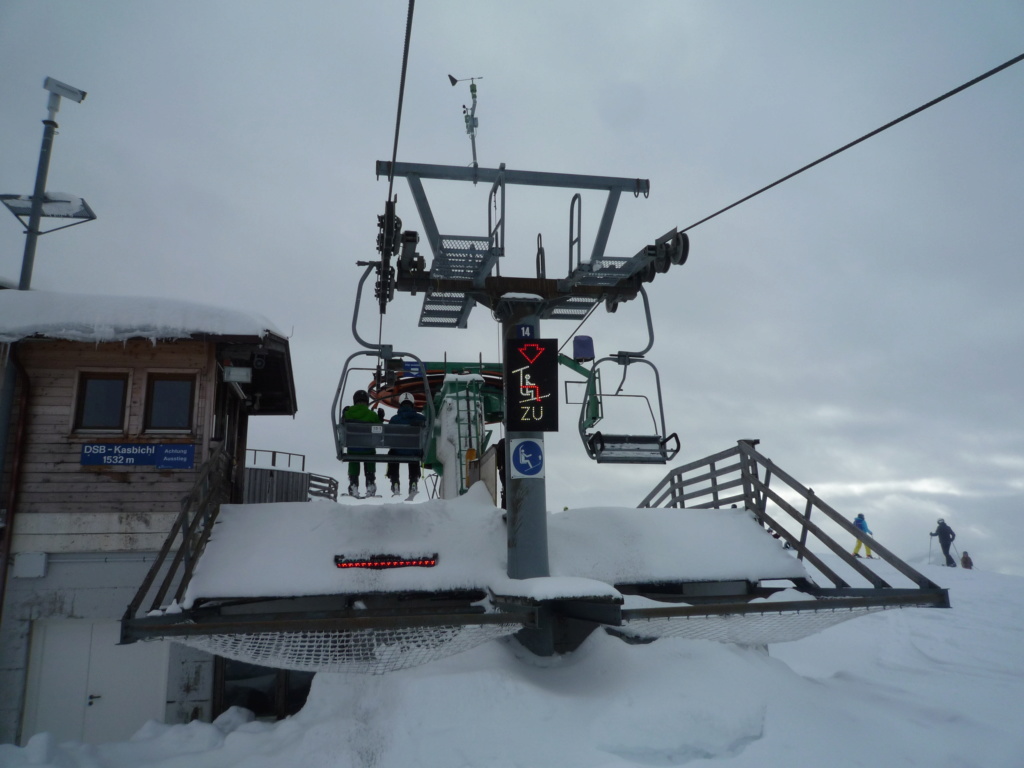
xmin=509 ymin=438 xmax=544 ymax=479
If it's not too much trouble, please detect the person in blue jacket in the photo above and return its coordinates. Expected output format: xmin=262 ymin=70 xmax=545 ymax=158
xmin=852 ymin=513 xmax=874 ymax=558
xmin=386 ymin=392 xmax=426 ymax=495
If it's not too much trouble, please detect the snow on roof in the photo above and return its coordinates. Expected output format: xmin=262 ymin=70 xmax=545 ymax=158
xmin=1 ymin=192 xmax=91 ymax=218
xmin=0 ymin=289 xmax=283 ymax=343
xmin=183 ymin=484 xmax=806 ymax=607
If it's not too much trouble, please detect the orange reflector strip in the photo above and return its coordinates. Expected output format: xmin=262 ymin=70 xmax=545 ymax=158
xmin=334 ymin=554 xmax=439 ymax=570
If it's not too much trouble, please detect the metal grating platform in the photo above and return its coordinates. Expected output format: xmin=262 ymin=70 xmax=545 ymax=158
xmin=566 ymin=252 xmax=655 ymax=287
xmin=546 ymin=295 xmax=600 ymax=320
xmin=419 ymin=235 xmax=498 ymax=328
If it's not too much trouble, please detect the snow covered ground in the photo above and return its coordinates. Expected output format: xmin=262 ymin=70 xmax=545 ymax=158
xmin=2 ymin=555 xmax=1021 ymax=767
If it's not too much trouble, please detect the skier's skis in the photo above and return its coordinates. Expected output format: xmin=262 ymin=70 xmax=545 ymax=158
xmin=405 ymin=489 xmax=419 ymax=502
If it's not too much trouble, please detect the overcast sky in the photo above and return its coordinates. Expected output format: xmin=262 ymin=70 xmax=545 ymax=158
xmin=2 ymin=2 xmax=1022 ymax=574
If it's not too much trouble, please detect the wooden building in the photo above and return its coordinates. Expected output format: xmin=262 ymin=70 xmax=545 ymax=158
xmin=0 ymin=288 xmax=299 ymax=745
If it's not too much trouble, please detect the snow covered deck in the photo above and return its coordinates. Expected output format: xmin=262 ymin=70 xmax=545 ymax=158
xmin=183 ymin=484 xmax=807 ymax=608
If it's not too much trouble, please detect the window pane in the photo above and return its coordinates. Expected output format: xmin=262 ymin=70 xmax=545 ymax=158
xmin=77 ymin=375 xmax=127 ymax=429
xmin=147 ymin=377 xmax=194 ymax=430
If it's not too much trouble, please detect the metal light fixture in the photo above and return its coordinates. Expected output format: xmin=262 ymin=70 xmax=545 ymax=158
xmin=1 ymin=77 xmax=94 ymax=290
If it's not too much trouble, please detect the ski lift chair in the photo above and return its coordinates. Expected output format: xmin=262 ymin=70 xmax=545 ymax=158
xmin=332 ymin=349 xmax=435 ymax=463
xmin=576 ymin=288 xmax=679 ymax=464
xmin=579 ymin=355 xmax=680 ymax=464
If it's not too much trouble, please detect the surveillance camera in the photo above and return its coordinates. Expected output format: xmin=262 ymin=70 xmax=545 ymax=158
xmin=43 ymin=77 xmax=87 ymax=103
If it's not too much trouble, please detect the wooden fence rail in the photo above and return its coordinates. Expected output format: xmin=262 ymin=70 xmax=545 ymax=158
xmin=639 ymin=439 xmax=945 ymax=594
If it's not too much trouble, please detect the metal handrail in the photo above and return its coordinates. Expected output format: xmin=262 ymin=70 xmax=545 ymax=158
xmin=247 ymin=448 xmax=306 ymax=471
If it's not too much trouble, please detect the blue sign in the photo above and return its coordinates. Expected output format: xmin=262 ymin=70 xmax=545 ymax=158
xmin=81 ymin=443 xmax=196 ymax=469
xmin=509 ymin=438 xmax=544 ymax=479
xmin=516 ymin=324 xmax=535 ymax=338
xmin=156 ymin=444 xmax=196 ymax=469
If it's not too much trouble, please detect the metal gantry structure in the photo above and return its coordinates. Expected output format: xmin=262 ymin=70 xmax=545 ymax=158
xmin=370 ymin=159 xmax=688 ymax=585
xmin=119 ymin=156 xmax=693 ymax=654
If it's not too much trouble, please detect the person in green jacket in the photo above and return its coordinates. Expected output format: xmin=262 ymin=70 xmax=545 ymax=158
xmin=343 ymin=390 xmax=382 ymax=496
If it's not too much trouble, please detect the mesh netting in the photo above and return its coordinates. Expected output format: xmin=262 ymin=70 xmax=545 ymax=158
xmin=174 ymin=622 xmax=523 ymax=675
xmin=616 ymin=605 xmax=891 ymax=645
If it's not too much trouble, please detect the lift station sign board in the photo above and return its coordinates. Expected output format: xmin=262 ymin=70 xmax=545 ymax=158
xmin=504 ymin=338 xmax=558 ymax=432
xmin=80 ymin=443 xmax=196 ymax=469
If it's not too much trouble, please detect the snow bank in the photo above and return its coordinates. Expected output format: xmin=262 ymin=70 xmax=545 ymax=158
xmin=2 ymin=561 xmax=1022 ymax=767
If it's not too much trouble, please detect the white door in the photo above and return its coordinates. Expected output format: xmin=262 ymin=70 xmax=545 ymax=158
xmin=22 ymin=619 xmax=170 ymax=745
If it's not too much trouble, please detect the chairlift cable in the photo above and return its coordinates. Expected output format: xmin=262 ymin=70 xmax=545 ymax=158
xmin=386 ymin=0 xmax=416 ymax=204
xmin=561 ymin=52 xmax=1024 ymax=347
xmin=377 ymin=0 xmax=416 ymax=361
xmin=678 ymin=51 xmax=1024 ymax=234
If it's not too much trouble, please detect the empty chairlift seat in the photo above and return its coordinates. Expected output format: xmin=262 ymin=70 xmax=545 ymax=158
xmin=585 ymin=430 xmax=680 ymax=464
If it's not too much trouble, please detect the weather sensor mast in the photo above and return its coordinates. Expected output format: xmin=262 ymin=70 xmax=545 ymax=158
xmin=448 ymin=74 xmax=482 ymax=169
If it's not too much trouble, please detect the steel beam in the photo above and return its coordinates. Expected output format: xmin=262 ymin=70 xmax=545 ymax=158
xmin=378 ymin=161 xmax=649 ymax=194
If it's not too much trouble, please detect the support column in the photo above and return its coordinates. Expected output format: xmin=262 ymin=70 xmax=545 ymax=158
xmin=501 ymin=312 xmax=550 ymax=580
xmin=18 ymin=119 xmax=58 ymax=291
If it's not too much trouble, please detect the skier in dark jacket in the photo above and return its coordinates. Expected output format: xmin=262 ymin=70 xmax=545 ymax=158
xmin=385 ymin=392 xmax=426 ymax=495
xmin=342 ymin=390 xmax=382 ymax=496
xmin=960 ymin=551 xmax=974 ymax=570
xmin=930 ymin=518 xmax=956 ymax=567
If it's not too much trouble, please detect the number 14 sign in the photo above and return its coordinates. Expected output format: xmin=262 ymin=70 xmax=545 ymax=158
xmin=504 ymin=338 xmax=559 ymax=432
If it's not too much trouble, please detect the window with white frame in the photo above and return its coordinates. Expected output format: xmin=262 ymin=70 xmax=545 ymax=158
xmin=74 ymin=372 xmax=129 ymax=431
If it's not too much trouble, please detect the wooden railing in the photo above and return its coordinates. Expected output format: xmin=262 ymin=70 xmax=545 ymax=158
xmin=308 ymin=472 xmax=339 ymax=501
xmin=122 ymin=448 xmax=231 ymax=625
xmin=246 ymin=448 xmax=339 ymax=501
xmin=639 ymin=439 xmax=946 ymax=596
